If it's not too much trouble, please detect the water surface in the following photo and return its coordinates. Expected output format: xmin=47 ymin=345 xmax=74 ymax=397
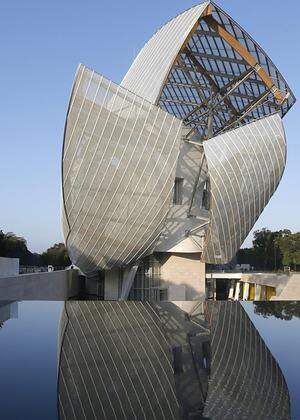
xmin=0 ymin=300 xmax=299 ymax=419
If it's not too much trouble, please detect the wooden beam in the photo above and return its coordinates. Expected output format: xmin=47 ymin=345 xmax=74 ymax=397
xmin=202 ymin=15 xmax=284 ymax=103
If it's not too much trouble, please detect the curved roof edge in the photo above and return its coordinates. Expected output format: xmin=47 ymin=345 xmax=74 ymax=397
xmin=121 ymin=2 xmax=210 ymax=104
xmin=121 ymin=2 xmax=295 ymax=119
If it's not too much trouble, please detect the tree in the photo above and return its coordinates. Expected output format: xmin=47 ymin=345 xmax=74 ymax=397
xmin=236 ymin=228 xmax=292 ymax=271
xmin=41 ymin=243 xmax=71 ymax=267
xmin=254 ymin=301 xmax=300 ymax=320
xmin=0 ymin=230 xmax=41 ymax=265
xmin=0 ymin=230 xmax=71 ymax=268
xmin=236 ymin=247 xmax=257 ymax=267
xmin=252 ymin=228 xmax=291 ymax=270
xmin=276 ymin=232 xmax=300 ymax=270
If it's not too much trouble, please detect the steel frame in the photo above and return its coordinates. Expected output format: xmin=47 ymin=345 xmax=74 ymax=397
xmin=158 ymin=2 xmax=295 ymax=140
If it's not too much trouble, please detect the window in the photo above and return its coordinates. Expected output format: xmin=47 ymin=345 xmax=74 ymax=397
xmin=202 ymin=179 xmax=210 ymax=210
xmin=159 ymin=289 xmax=168 ymax=301
xmin=173 ymin=177 xmax=183 ymax=205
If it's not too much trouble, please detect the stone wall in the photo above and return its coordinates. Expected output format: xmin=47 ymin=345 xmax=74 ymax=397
xmin=160 ymin=252 xmax=205 ymax=300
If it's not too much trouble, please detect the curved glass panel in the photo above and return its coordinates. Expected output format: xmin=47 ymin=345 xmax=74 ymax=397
xmin=203 ymin=113 xmax=286 ymax=263
xmin=62 ymin=66 xmax=182 ymax=273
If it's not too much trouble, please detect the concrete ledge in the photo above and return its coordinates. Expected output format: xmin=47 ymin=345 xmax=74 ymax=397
xmin=240 ymin=273 xmax=289 ymax=290
xmin=271 ymin=274 xmax=300 ymax=300
xmin=206 ymin=272 xmax=243 ymax=279
xmin=0 ymin=269 xmax=80 ymax=300
xmin=206 ymin=271 xmax=300 ymax=300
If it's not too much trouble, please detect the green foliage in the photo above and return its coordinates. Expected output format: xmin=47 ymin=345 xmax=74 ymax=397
xmin=254 ymin=301 xmax=300 ymax=320
xmin=276 ymin=232 xmax=300 ymax=270
xmin=236 ymin=228 xmax=294 ymax=271
xmin=41 ymin=243 xmax=71 ymax=267
xmin=0 ymin=230 xmax=41 ymax=265
xmin=0 ymin=230 xmax=71 ymax=268
xmin=235 ymin=247 xmax=257 ymax=267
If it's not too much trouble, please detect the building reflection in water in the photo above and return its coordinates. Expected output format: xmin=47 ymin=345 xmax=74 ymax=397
xmin=57 ymin=301 xmax=290 ymax=420
xmin=203 ymin=302 xmax=290 ymax=420
xmin=0 ymin=300 xmax=18 ymax=328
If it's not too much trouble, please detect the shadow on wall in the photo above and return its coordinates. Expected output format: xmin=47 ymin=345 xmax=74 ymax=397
xmin=158 ymin=253 xmax=206 ymax=301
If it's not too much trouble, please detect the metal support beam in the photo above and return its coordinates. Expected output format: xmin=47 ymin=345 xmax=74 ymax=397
xmin=219 ymin=68 xmax=255 ymax=95
xmin=185 ymin=49 xmax=239 ymax=117
xmin=177 ymin=56 xmax=208 ymax=103
xmin=167 ymin=81 xmax=210 ymax=90
xmin=184 ymin=67 xmax=255 ymax=122
xmin=195 ymin=29 xmax=222 ymax=38
xmin=160 ymin=97 xmax=200 ymax=107
xmin=202 ymin=15 xmax=284 ymax=103
xmin=186 ymin=220 xmax=210 ymax=236
xmin=183 ymin=137 xmax=204 ymax=146
xmin=217 ymin=89 xmax=271 ymax=134
xmin=207 ymin=110 xmax=214 ymax=138
xmin=187 ymin=153 xmax=205 ymax=218
xmin=188 ymin=50 xmax=247 ymax=66
xmin=120 ymin=264 xmax=139 ymax=300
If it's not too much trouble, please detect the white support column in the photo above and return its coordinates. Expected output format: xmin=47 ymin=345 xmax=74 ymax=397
xmin=261 ymin=286 xmax=267 ymax=300
xmin=228 ymin=280 xmax=235 ymax=299
xmin=234 ymin=281 xmax=240 ymax=300
xmin=254 ymin=284 xmax=262 ymax=301
xmin=242 ymin=282 xmax=250 ymax=300
xmin=120 ymin=265 xmax=139 ymax=300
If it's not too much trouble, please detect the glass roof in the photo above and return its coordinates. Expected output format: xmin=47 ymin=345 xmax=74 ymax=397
xmin=158 ymin=2 xmax=296 ymax=139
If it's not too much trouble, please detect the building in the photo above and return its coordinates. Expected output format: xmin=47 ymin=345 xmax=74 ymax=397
xmin=57 ymin=301 xmax=211 ymax=419
xmin=203 ymin=301 xmax=290 ymax=419
xmin=61 ymin=2 xmax=295 ymax=300
xmin=57 ymin=301 xmax=290 ymax=419
xmin=0 ymin=301 xmax=18 ymax=327
xmin=205 ymin=271 xmax=300 ymax=301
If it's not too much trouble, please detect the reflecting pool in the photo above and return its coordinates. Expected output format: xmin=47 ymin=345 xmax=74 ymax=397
xmin=0 ymin=300 xmax=299 ymax=419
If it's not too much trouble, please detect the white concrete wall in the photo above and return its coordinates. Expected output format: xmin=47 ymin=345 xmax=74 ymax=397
xmin=271 ymin=274 xmax=300 ymax=300
xmin=0 ymin=269 xmax=80 ymax=300
xmin=0 ymin=257 xmax=19 ymax=278
xmin=104 ymin=268 xmax=120 ymax=300
xmin=160 ymin=252 xmax=206 ymax=300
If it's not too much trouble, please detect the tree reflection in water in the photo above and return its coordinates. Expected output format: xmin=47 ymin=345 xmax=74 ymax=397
xmin=254 ymin=301 xmax=300 ymax=320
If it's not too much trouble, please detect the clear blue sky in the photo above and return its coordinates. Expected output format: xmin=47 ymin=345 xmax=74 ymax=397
xmin=1 ymin=0 xmax=299 ymax=253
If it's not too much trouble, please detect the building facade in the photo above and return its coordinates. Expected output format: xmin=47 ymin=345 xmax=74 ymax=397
xmin=62 ymin=1 xmax=295 ymax=300
xmin=57 ymin=301 xmax=290 ymax=419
